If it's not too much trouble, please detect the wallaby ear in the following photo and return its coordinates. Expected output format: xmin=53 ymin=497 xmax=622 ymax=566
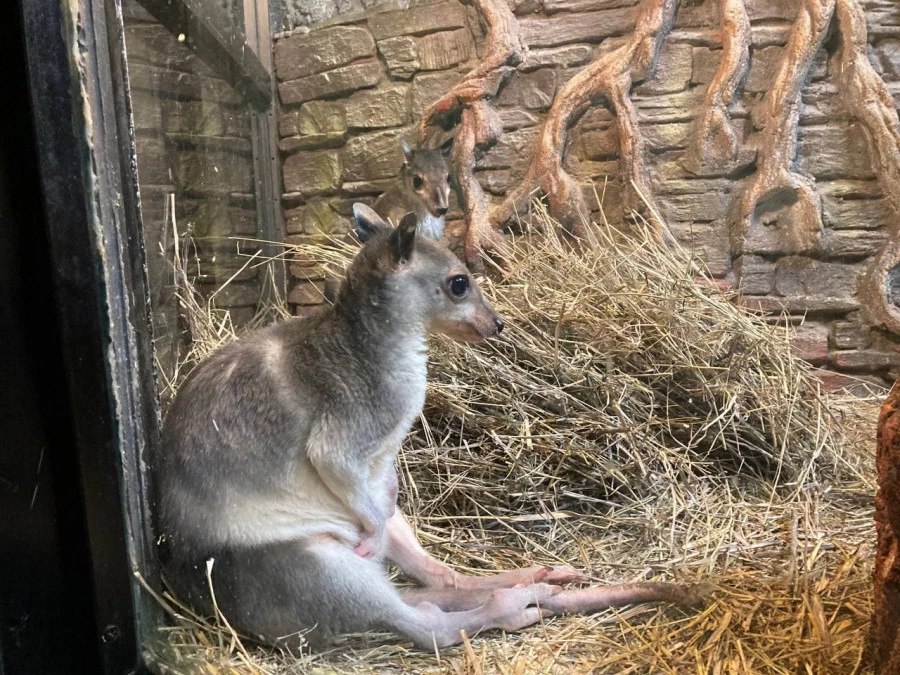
xmin=352 ymin=203 xmax=389 ymax=243
xmin=439 ymin=136 xmax=454 ymax=158
xmin=400 ymin=139 xmax=414 ymax=163
xmin=389 ymin=212 xmax=418 ymax=264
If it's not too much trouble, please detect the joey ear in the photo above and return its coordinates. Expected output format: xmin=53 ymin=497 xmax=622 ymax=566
xmin=400 ymin=139 xmax=413 ymax=163
xmin=389 ymin=212 xmax=418 ymax=264
xmin=439 ymin=136 xmax=454 ymax=158
xmin=352 ymin=203 xmax=389 ymax=243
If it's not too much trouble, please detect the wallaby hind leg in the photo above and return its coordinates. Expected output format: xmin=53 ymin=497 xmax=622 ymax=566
xmin=386 ymin=511 xmax=582 ymax=590
xmin=177 ymin=538 xmax=560 ymax=650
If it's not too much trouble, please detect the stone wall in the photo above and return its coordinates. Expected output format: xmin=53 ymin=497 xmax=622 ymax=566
xmin=273 ymin=0 xmax=900 ymax=389
xmin=125 ymin=0 xmax=265 ymax=389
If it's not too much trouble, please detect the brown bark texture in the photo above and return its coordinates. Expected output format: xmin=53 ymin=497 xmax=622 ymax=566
xmin=492 ymin=0 xmax=680 ymax=237
xmin=834 ymin=0 xmax=900 ymax=336
xmin=683 ymin=0 xmax=750 ymax=173
xmin=874 ymin=380 xmax=900 ymax=673
xmin=730 ymin=0 xmax=834 ymax=256
xmin=418 ymin=0 xmax=526 ymax=270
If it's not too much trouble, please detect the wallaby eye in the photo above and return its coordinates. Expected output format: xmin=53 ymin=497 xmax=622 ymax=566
xmin=412 ymin=175 xmax=424 ymax=190
xmin=448 ymin=275 xmax=469 ymax=298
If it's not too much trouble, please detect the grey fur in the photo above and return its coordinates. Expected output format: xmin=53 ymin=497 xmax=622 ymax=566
xmin=158 ymin=205 xmax=530 ymax=650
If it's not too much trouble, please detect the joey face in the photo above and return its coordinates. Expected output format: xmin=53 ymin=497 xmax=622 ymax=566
xmin=401 ymin=140 xmax=451 ymax=218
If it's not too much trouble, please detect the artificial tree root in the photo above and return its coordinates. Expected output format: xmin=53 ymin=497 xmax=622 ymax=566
xmin=835 ymin=0 xmax=900 ymax=335
xmin=493 ymin=0 xmax=679 ymax=238
xmin=684 ymin=0 xmax=750 ymax=173
xmin=418 ymin=0 xmax=526 ymax=269
xmin=730 ymin=0 xmax=834 ymax=255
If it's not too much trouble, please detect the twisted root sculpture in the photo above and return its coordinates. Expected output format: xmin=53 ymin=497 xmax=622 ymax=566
xmin=418 ymin=0 xmax=526 ymax=270
xmin=730 ymin=0 xmax=834 ymax=256
xmin=834 ymin=0 xmax=900 ymax=335
xmin=492 ymin=0 xmax=680 ymax=238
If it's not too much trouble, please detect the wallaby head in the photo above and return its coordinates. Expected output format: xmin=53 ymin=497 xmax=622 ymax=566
xmin=348 ymin=203 xmax=503 ymax=342
xmin=400 ymin=139 xmax=451 ymax=219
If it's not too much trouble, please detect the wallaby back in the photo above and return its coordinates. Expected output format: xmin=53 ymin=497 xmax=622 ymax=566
xmin=373 ymin=140 xmax=451 ymax=240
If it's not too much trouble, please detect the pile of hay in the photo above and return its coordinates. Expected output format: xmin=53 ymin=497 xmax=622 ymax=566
xmin=145 ymin=208 xmax=878 ymax=674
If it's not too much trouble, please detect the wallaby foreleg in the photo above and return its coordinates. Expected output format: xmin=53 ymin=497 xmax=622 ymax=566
xmin=385 ymin=511 xmax=582 ymax=589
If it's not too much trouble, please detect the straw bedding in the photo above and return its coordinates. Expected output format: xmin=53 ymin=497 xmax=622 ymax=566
xmin=144 ymin=207 xmax=879 ymax=674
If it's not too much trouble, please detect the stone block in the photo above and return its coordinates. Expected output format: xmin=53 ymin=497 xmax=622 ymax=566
xmin=797 ymin=124 xmax=876 ymax=181
xmin=644 ymin=122 xmax=693 ymax=152
xmin=477 ymin=127 xmax=540 ymax=170
xmin=281 ymin=101 xmax=346 ymax=137
xmin=873 ymin=38 xmax=900 ymax=79
xmin=774 ymin=257 xmax=862 ymax=299
xmin=665 ymin=221 xmax=730 ymax=277
xmin=822 ymin=195 xmax=894 ymax=230
xmin=634 ymin=43 xmax=693 ymax=96
xmin=411 ymin=71 xmax=462 ymax=117
xmin=518 ymin=7 xmax=636 ymax=48
xmin=283 ymin=150 xmax=343 ymax=195
xmin=691 ymin=47 xmax=719 ymax=86
xmin=498 ymin=108 xmax=541 ymax=130
xmin=288 ymin=280 xmax=327 ymax=305
xmin=302 ymin=200 xmax=352 ymax=235
xmin=208 ymin=281 xmax=262 ymax=308
xmin=735 ymin=255 xmax=775 ymax=295
xmin=507 ymin=0 xmax=542 ymax=14
xmin=285 ymin=205 xmax=305 ymax=234
xmin=825 ymin=229 xmax=890 ymax=261
xmin=543 ymin=0 xmax=637 ymax=13
xmin=274 ymin=27 xmax=376 ymax=81
xmin=740 ymin=295 xmax=861 ymax=315
xmin=747 ymin=0 xmax=799 ymax=21
xmin=831 ymin=349 xmax=900 ymax=371
xmin=135 ymin=134 xmax=169 ymax=185
xmin=368 ymin=1 xmax=468 ymax=40
xmin=346 ymin=84 xmax=409 ymax=129
xmin=497 ymin=68 xmax=557 ymax=111
xmin=173 ymin=147 xmax=252 ymax=194
xmin=580 ymin=124 xmax=618 ymax=160
xmin=279 ymin=132 xmax=346 ymax=153
xmin=379 ymin=29 xmax=474 ymax=79
xmin=659 ymin=192 xmax=730 ymax=222
xmin=831 ymin=317 xmax=871 ymax=349
xmin=279 ymin=62 xmax=383 ymax=106
xmin=791 ymin=323 xmax=829 ymax=364
xmin=521 ymin=44 xmax=594 ymax=70
xmin=129 ymin=62 xmax=241 ymax=106
xmin=342 ymin=128 xmax=410 ymax=180
xmin=131 ymin=89 xmax=162 ymax=131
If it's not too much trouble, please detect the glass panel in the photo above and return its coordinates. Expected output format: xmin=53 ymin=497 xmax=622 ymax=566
xmin=123 ymin=0 xmax=262 ymax=401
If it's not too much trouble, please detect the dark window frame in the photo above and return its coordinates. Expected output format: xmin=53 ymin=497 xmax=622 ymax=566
xmin=14 ymin=0 xmax=283 ymax=671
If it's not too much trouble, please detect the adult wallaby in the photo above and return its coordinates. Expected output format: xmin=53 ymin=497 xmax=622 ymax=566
xmin=373 ymin=139 xmax=451 ymax=240
xmin=158 ymin=205 xmax=706 ymax=651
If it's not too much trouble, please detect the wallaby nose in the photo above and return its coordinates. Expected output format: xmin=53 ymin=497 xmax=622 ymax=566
xmin=436 ymin=206 xmax=449 ymax=216
xmin=494 ymin=317 xmax=504 ymax=334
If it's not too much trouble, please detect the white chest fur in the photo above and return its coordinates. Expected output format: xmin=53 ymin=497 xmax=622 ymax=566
xmin=418 ymin=213 xmax=445 ymax=240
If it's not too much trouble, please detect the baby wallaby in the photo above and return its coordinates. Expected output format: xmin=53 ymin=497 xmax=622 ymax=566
xmin=158 ymin=205 xmax=707 ymax=651
xmin=373 ymin=139 xmax=451 ymax=240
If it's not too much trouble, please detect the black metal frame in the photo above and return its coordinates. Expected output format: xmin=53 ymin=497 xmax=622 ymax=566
xmin=5 ymin=0 xmax=282 ymax=671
